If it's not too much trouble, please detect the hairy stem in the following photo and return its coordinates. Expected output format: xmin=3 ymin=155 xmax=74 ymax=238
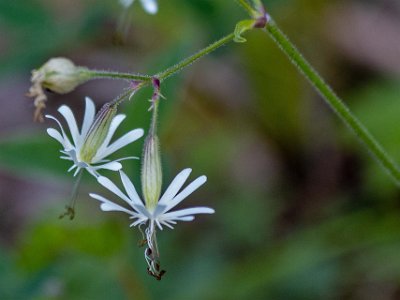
xmin=86 ymin=70 xmax=152 ymax=82
xmin=264 ymin=19 xmax=400 ymax=184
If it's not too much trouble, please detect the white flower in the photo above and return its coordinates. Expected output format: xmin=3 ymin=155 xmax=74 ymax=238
xmin=90 ymin=168 xmax=214 ymax=230
xmin=120 ymin=0 xmax=158 ymax=14
xmin=90 ymin=168 xmax=213 ymax=278
xmin=46 ymin=97 xmax=144 ymax=177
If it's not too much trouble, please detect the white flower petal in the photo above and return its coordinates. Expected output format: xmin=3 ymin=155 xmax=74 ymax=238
xmin=95 ymin=128 xmax=144 ymax=161
xmin=68 ymin=164 xmax=77 ymax=172
xmin=81 ymin=97 xmax=96 ymax=138
xmin=174 ymin=216 xmax=195 ymax=221
xmin=114 ymin=156 xmax=139 ymax=162
xmin=163 ymin=175 xmax=207 ymax=212
xmin=73 ymin=167 xmax=82 ymax=177
xmin=97 ymin=176 xmax=133 ymax=207
xmin=45 ymin=115 xmax=73 ymax=149
xmin=92 ymin=161 xmax=122 ymax=172
xmin=140 ymin=0 xmax=157 ymax=14
xmin=155 ymin=219 xmax=163 ymax=230
xmin=162 ymin=207 xmax=215 ymax=220
xmin=130 ymin=218 xmax=148 ymax=227
xmin=158 ymin=168 xmax=192 ymax=205
xmin=119 ymin=170 xmax=145 ymax=208
xmin=47 ymin=128 xmax=65 ymax=147
xmin=58 ymin=105 xmax=80 ymax=146
xmin=89 ymin=193 xmax=137 ymax=216
xmin=92 ymin=114 xmax=126 ymax=160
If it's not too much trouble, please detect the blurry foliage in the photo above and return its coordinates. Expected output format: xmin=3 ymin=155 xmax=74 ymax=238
xmin=1 ymin=0 xmax=400 ymax=299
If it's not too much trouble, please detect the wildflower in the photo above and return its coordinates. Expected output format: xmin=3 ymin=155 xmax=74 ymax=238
xmin=46 ymin=97 xmax=144 ymax=178
xmin=27 ymin=57 xmax=90 ymax=122
xmin=90 ymin=78 xmax=213 ymax=279
xmin=120 ymin=0 xmax=158 ymax=14
xmin=90 ymin=168 xmax=214 ymax=278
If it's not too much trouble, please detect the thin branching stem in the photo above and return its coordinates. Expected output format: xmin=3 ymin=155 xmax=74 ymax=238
xmin=156 ymin=33 xmax=235 ymax=81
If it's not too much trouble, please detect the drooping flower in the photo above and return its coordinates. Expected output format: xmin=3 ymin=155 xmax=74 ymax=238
xmin=90 ymin=79 xmax=213 ymax=279
xmin=27 ymin=58 xmax=90 ymax=122
xmin=46 ymin=97 xmax=144 ymax=177
xmin=89 ymin=168 xmax=214 ymax=278
xmin=120 ymin=0 xmax=158 ymax=14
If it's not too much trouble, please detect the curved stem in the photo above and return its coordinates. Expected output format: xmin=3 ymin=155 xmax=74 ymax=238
xmin=264 ymin=19 xmax=400 ymax=184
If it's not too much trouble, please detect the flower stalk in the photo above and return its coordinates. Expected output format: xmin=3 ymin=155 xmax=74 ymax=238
xmin=140 ymin=78 xmax=165 ymax=278
xmin=264 ymin=19 xmax=400 ymax=184
xmin=59 ymin=169 xmax=83 ymax=220
xmin=236 ymin=1 xmax=400 ymax=185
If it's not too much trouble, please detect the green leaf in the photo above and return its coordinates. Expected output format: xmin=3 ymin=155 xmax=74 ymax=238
xmin=234 ymin=19 xmax=255 ymax=43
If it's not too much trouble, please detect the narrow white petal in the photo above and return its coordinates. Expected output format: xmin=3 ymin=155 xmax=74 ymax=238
xmin=45 ymin=115 xmax=73 ymax=149
xmin=130 ymin=217 xmax=148 ymax=227
xmin=95 ymin=129 xmax=144 ymax=161
xmin=155 ymin=219 xmax=163 ymax=230
xmin=158 ymin=168 xmax=192 ymax=205
xmin=92 ymin=161 xmax=122 ymax=172
xmin=73 ymin=167 xmax=81 ymax=177
xmin=97 ymin=176 xmax=133 ymax=207
xmin=94 ymin=114 xmax=126 ymax=156
xmin=119 ymin=171 xmax=145 ymax=207
xmin=160 ymin=221 xmax=174 ymax=229
xmin=164 ymin=176 xmax=207 ymax=212
xmin=58 ymin=105 xmax=80 ymax=146
xmin=89 ymin=193 xmax=137 ymax=216
xmin=59 ymin=156 xmax=72 ymax=161
xmin=86 ymin=167 xmax=99 ymax=178
xmin=81 ymin=97 xmax=96 ymax=138
xmin=113 ymin=156 xmax=139 ymax=162
xmin=47 ymin=128 xmax=65 ymax=146
xmin=162 ymin=207 xmax=215 ymax=220
xmin=140 ymin=0 xmax=157 ymax=14
xmin=68 ymin=165 xmax=77 ymax=172
xmin=174 ymin=216 xmax=195 ymax=221
xmin=160 ymin=219 xmax=178 ymax=228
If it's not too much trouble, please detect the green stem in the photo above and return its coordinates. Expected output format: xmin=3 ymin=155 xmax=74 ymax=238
xmin=86 ymin=70 xmax=152 ymax=82
xmin=235 ymin=0 xmax=255 ymax=16
xmin=156 ymin=33 xmax=235 ymax=81
xmin=264 ymin=19 xmax=400 ymax=184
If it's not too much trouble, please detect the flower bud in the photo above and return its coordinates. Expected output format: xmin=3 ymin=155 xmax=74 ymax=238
xmin=141 ymin=134 xmax=162 ymax=211
xmin=32 ymin=57 xmax=90 ymax=94
xmin=79 ymin=103 xmax=117 ymax=163
xmin=27 ymin=58 xmax=90 ymax=122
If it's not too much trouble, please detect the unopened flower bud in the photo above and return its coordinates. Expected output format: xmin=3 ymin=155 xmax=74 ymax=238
xmin=79 ymin=103 xmax=117 ymax=163
xmin=141 ymin=133 xmax=162 ymax=211
xmin=35 ymin=57 xmax=89 ymax=93
xmin=27 ymin=57 xmax=90 ymax=122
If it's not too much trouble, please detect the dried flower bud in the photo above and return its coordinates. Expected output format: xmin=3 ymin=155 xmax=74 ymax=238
xmin=79 ymin=103 xmax=117 ymax=163
xmin=27 ymin=57 xmax=90 ymax=122
xmin=141 ymin=133 xmax=162 ymax=211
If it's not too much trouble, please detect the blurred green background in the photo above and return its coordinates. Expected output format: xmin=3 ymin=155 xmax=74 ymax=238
xmin=1 ymin=0 xmax=400 ymax=299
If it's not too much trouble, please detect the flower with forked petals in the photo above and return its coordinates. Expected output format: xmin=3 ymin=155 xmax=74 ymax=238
xmin=46 ymin=97 xmax=144 ymax=177
xmin=89 ymin=168 xmax=214 ymax=278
